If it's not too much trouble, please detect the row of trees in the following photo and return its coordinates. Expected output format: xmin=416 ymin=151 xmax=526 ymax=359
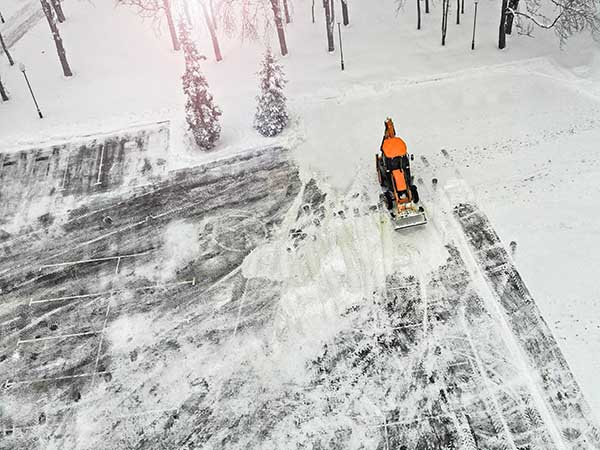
xmin=399 ymin=0 xmax=599 ymax=48
xmin=118 ymin=0 xmax=287 ymax=58
xmin=0 ymin=0 xmax=72 ymax=104
xmin=500 ymin=0 xmax=599 ymax=48
xmin=119 ymin=0 xmax=352 ymax=60
xmin=3 ymin=0 xmax=353 ymax=96
xmin=117 ymin=0 xmax=598 ymax=62
xmin=180 ymin=23 xmax=288 ymax=150
xmin=322 ymin=0 xmax=350 ymax=52
xmin=119 ymin=0 xmax=346 ymax=152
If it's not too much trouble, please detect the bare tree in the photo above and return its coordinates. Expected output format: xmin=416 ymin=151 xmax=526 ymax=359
xmin=441 ymin=0 xmax=449 ymax=44
xmin=216 ymin=0 xmax=283 ymax=46
xmin=505 ymin=0 xmax=519 ymax=33
xmin=323 ymin=0 xmax=334 ymax=51
xmin=210 ymin=0 xmax=218 ymax=29
xmin=312 ymin=0 xmax=315 ymax=23
xmin=0 ymin=10 xmax=5 ymax=23
xmin=0 ymin=32 xmax=14 ymax=66
xmin=200 ymin=0 xmax=222 ymax=61
xmin=117 ymin=0 xmax=180 ymax=51
xmin=162 ymin=0 xmax=179 ymax=50
xmin=330 ymin=0 xmax=335 ymax=24
xmin=502 ymin=0 xmax=600 ymax=46
xmin=282 ymin=0 xmax=291 ymax=23
xmin=456 ymin=0 xmax=460 ymax=24
xmin=425 ymin=0 xmax=430 ymax=13
xmin=40 ymin=0 xmax=72 ymax=76
xmin=499 ymin=0 xmax=509 ymax=47
xmin=341 ymin=0 xmax=349 ymax=25
xmin=270 ymin=0 xmax=288 ymax=55
xmin=0 ymin=75 xmax=8 ymax=101
xmin=50 ymin=0 xmax=65 ymax=22
xmin=215 ymin=0 xmax=296 ymax=54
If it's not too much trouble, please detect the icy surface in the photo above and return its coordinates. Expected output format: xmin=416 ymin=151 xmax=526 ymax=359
xmin=0 ymin=130 xmax=598 ymax=448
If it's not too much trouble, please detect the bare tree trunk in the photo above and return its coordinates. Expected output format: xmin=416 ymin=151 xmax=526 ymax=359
xmin=330 ymin=0 xmax=335 ymax=24
xmin=270 ymin=0 xmax=288 ymax=55
xmin=425 ymin=0 xmax=430 ymax=13
xmin=50 ymin=0 xmax=65 ymax=22
xmin=499 ymin=0 xmax=508 ymax=48
xmin=0 ymin=76 xmax=8 ymax=101
xmin=282 ymin=0 xmax=291 ymax=23
xmin=210 ymin=0 xmax=217 ymax=30
xmin=312 ymin=0 xmax=315 ymax=23
xmin=0 ymin=32 xmax=14 ymax=66
xmin=341 ymin=0 xmax=349 ymax=25
xmin=505 ymin=13 xmax=513 ymax=34
xmin=162 ymin=0 xmax=180 ymax=51
xmin=200 ymin=0 xmax=222 ymax=61
xmin=40 ymin=0 xmax=72 ymax=76
xmin=461 ymin=0 xmax=465 ymax=13
xmin=505 ymin=0 xmax=519 ymax=33
xmin=0 ymin=10 xmax=5 ymax=23
xmin=323 ymin=0 xmax=334 ymax=51
xmin=417 ymin=0 xmax=421 ymax=29
xmin=441 ymin=0 xmax=448 ymax=45
xmin=456 ymin=0 xmax=460 ymax=24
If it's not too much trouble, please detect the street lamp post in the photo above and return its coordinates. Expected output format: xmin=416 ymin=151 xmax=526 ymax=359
xmin=471 ymin=0 xmax=479 ymax=50
xmin=337 ymin=22 xmax=345 ymax=71
xmin=19 ymin=63 xmax=43 ymax=118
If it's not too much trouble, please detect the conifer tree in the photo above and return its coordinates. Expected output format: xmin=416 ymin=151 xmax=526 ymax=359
xmin=179 ymin=23 xmax=221 ymax=150
xmin=254 ymin=48 xmax=288 ymax=137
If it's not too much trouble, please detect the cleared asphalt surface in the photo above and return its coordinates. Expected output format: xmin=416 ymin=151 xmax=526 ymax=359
xmin=0 ymin=126 xmax=598 ymax=450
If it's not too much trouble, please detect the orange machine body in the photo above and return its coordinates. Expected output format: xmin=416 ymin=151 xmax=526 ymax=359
xmin=382 ymin=137 xmax=408 ymax=159
xmin=392 ymin=169 xmax=408 ymax=193
xmin=380 ymin=118 xmax=413 ymax=212
xmin=376 ymin=117 xmax=427 ymax=230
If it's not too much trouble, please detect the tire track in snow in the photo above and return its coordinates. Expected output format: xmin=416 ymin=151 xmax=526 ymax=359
xmin=425 ymin=154 xmax=570 ymax=449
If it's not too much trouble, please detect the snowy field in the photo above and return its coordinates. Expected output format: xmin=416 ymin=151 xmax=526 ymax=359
xmin=1 ymin=0 xmax=600 ymax=448
xmin=0 ymin=132 xmax=598 ymax=449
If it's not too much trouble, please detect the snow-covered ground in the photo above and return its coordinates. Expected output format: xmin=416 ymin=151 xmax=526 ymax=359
xmin=0 ymin=0 xmax=33 ymax=22
xmin=1 ymin=0 xmax=600 ymax=441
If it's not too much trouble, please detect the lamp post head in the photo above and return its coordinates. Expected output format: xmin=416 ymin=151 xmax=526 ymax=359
xmin=18 ymin=63 xmax=26 ymax=73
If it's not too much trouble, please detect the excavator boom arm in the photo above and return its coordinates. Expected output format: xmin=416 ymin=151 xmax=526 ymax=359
xmin=384 ymin=118 xmax=396 ymax=140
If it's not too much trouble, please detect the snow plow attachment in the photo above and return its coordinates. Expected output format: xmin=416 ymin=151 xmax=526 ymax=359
xmin=391 ymin=208 xmax=428 ymax=231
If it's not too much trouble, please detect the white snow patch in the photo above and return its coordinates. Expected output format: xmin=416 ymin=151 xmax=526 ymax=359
xmin=242 ymin=182 xmax=449 ymax=390
xmin=161 ymin=220 xmax=199 ymax=281
xmin=106 ymin=313 xmax=157 ymax=354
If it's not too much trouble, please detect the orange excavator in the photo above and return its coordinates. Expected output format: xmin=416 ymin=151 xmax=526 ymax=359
xmin=375 ymin=118 xmax=427 ymax=230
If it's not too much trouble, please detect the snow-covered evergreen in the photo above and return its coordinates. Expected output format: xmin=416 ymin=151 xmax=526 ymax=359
xmin=254 ymin=48 xmax=288 ymax=137
xmin=180 ymin=23 xmax=221 ymax=151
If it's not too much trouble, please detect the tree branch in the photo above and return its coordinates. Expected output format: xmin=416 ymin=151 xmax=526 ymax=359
xmin=507 ymin=6 xmax=564 ymax=28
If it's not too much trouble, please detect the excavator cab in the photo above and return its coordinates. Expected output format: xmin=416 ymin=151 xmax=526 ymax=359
xmin=376 ymin=118 xmax=427 ymax=230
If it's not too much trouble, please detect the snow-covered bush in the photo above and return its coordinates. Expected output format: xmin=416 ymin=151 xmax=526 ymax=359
xmin=180 ymin=23 xmax=222 ymax=151
xmin=254 ymin=48 xmax=288 ymax=137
